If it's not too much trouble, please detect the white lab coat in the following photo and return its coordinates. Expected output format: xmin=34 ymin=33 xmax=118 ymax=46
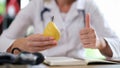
xmin=0 ymin=0 xmax=120 ymax=59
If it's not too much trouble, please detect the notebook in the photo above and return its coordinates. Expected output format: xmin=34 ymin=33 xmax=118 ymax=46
xmin=44 ymin=57 xmax=117 ymax=66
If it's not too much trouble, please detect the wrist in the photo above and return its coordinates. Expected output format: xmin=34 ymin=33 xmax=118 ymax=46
xmin=96 ymin=38 xmax=106 ymax=50
xmin=7 ymin=38 xmax=25 ymax=54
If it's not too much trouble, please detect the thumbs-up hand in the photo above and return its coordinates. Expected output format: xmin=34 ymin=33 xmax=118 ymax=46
xmin=80 ymin=13 xmax=101 ymax=49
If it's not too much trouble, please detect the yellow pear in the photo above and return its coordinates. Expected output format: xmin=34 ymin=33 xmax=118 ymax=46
xmin=43 ymin=16 xmax=60 ymax=41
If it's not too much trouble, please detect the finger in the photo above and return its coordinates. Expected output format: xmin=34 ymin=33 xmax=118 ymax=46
xmin=81 ymin=33 xmax=95 ymax=39
xmin=39 ymin=36 xmax=54 ymax=41
xmin=80 ymin=34 xmax=89 ymax=39
xmin=27 ymin=34 xmax=54 ymax=41
xmin=34 ymin=45 xmax=55 ymax=51
xmin=84 ymin=44 xmax=95 ymax=48
xmin=83 ymin=44 xmax=90 ymax=48
xmin=84 ymin=44 xmax=91 ymax=48
xmin=28 ymin=45 xmax=55 ymax=52
xmin=85 ymin=13 xmax=90 ymax=28
xmin=80 ymin=29 xmax=91 ymax=35
xmin=81 ymin=39 xmax=90 ymax=44
xmin=29 ymin=40 xmax=57 ymax=47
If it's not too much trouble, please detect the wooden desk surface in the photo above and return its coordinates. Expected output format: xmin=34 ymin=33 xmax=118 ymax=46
xmin=1 ymin=64 xmax=120 ymax=68
xmin=31 ymin=64 xmax=120 ymax=68
xmin=47 ymin=65 xmax=120 ymax=68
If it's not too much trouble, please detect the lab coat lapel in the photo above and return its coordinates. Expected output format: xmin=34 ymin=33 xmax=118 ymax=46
xmin=43 ymin=0 xmax=64 ymax=30
xmin=65 ymin=2 xmax=79 ymax=26
xmin=64 ymin=0 xmax=85 ymax=27
xmin=50 ymin=0 xmax=65 ymax=30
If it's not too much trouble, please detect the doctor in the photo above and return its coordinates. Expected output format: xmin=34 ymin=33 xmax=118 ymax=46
xmin=0 ymin=0 xmax=120 ymax=58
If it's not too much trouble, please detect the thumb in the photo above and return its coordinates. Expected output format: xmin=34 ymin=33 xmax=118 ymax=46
xmin=85 ymin=13 xmax=90 ymax=28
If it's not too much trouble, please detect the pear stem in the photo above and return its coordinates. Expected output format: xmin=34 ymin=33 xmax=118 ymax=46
xmin=51 ymin=16 xmax=54 ymax=22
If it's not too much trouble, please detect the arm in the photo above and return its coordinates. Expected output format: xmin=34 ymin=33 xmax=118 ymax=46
xmin=7 ymin=34 xmax=57 ymax=54
xmin=98 ymin=38 xmax=113 ymax=57
xmin=0 ymin=0 xmax=41 ymax=52
xmin=6 ymin=0 xmax=58 ymax=54
xmin=81 ymin=0 xmax=120 ymax=58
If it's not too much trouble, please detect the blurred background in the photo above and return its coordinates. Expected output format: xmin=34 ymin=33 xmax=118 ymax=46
xmin=0 ymin=0 xmax=120 ymax=36
xmin=0 ymin=0 xmax=30 ymax=35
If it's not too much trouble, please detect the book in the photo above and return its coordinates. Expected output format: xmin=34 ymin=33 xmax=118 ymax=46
xmin=44 ymin=57 xmax=117 ymax=66
xmin=107 ymin=57 xmax=120 ymax=63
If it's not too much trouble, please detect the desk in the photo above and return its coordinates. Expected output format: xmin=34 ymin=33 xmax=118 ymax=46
xmin=1 ymin=64 xmax=120 ymax=68
xmin=0 ymin=64 xmax=28 ymax=68
xmin=31 ymin=64 xmax=120 ymax=68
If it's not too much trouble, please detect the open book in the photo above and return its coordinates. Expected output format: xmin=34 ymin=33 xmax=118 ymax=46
xmin=44 ymin=57 xmax=117 ymax=66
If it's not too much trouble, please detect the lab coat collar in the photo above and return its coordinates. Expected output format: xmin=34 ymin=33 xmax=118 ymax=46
xmin=44 ymin=0 xmax=66 ymax=30
xmin=44 ymin=0 xmax=85 ymax=10
xmin=76 ymin=0 xmax=85 ymax=10
xmin=43 ymin=0 xmax=85 ymax=29
xmin=44 ymin=0 xmax=59 ymax=12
